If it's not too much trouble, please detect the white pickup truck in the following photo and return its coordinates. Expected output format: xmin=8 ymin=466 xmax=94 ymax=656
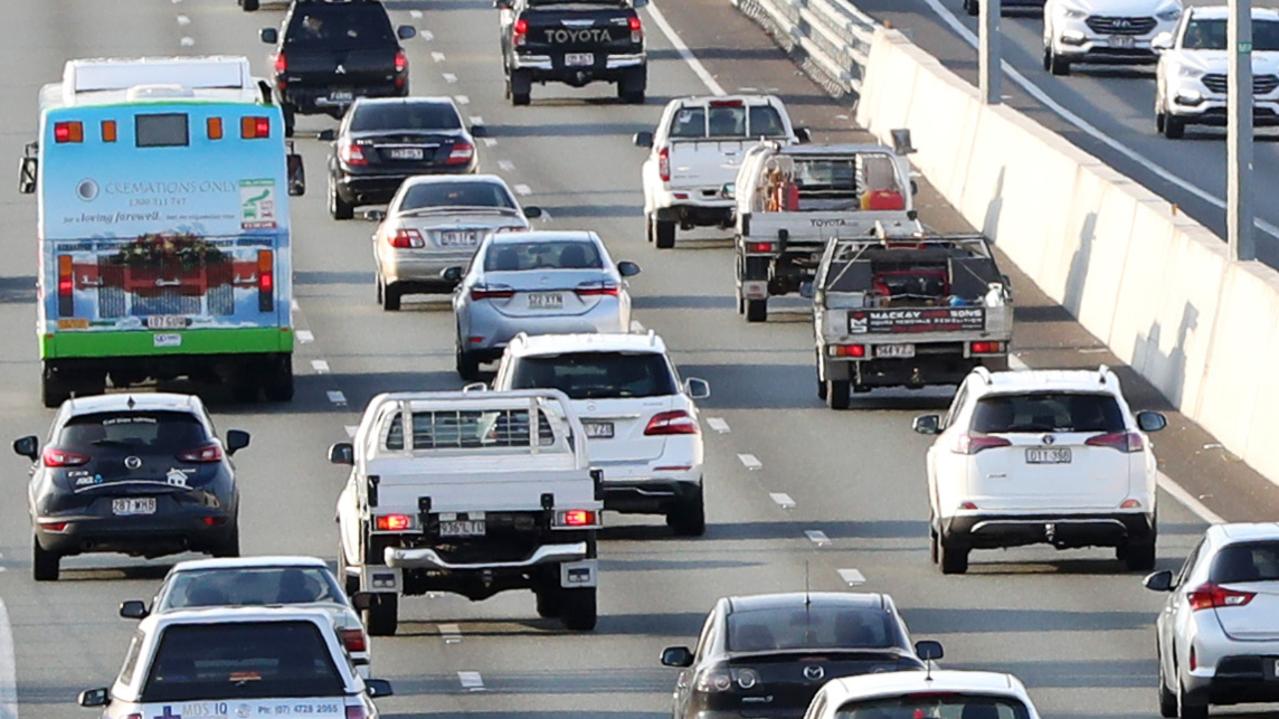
xmin=330 ymin=389 xmax=603 ymax=635
xmin=634 ymin=95 xmax=808 ymax=248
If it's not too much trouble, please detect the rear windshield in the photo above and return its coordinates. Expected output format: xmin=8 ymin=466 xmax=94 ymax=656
xmin=158 ymin=567 xmax=346 ymax=611
xmin=285 ymin=4 xmax=394 ymax=48
xmin=970 ymin=393 xmax=1125 ymax=434
xmin=669 ymin=104 xmax=787 ymax=139
xmin=836 ymin=695 xmax=1031 ymax=719
xmin=384 ymin=409 xmax=555 ymax=450
xmin=1182 ymin=19 xmax=1279 ymax=51
xmin=58 ymin=412 xmax=208 ymax=452
xmin=141 ymin=622 xmax=343 ymax=702
xmin=508 ymin=352 xmax=678 ymax=400
xmin=726 ymin=606 xmax=907 ymax=652
xmin=1211 ymin=542 xmax=1279 ymax=584
xmin=349 ymin=102 xmax=462 ymax=132
xmin=484 ymin=241 xmax=603 ymax=271
xmin=400 ymin=182 xmax=515 ymax=212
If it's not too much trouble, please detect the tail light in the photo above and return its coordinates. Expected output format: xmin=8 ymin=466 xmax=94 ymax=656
xmin=1085 ymin=431 xmax=1144 ymax=453
xmin=53 ymin=121 xmax=84 ymax=144
xmin=747 ymin=241 xmax=776 ymax=253
xmin=389 ymin=228 xmax=426 ymax=249
xmin=513 ymin=18 xmax=529 ymax=46
xmin=1187 ymin=582 xmax=1256 ymax=611
xmin=658 ymin=146 xmax=670 ymax=182
xmin=952 ymin=433 xmax=1012 ymax=455
xmin=240 ymin=116 xmax=271 ymax=139
xmin=1120 ymin=498 xmax=1143 ymax=509
xmin=274 ymin=52 xmax=288 ymax=90
xmin=628 ymin=15 xmax=643 ymax=42
xmin=43 ymin=447 xmax=90 ymax=467
xmin=645 ymin=410 xmax=699 ymax=436
xmin=470 ymin=285 xmax=515 ymax=301
xmin=394 ymin=50 xmax=408 ymax=89
xmin=696 ymin=665 xmax=757 ymax=692
xmin=958 ymin=501 xmax=979 ymax=510
xmin=374 ymin=513 xmax=413 ymax=531
xmin=345 ymin=707 xmax=367 ymax=719
xmin=257 ymin=250 xmax=274 ymax=312
xmin=57 ymin=254 xmax=74 ymax=317
xmin=177 ymin=444 xmax=224 ymax=463
xmin=340 ymin=628 xmax=368 ymax=653
xmin=447 ymin=141 xmax=475 ymax=166
xmin=124 ymin=714 xmax=143 ymax=719
xmin=831 ymin=344 xmax=866 ymax=358
xmin=554 ymin=509 xmax=600 ymax=527
xmin=970 ymin=341 xmax=1004 ymax=355
xmin=339 ymin=140 xmax=368 ymax=167
xmin=575 ymin=281 xmax=619 ymax=297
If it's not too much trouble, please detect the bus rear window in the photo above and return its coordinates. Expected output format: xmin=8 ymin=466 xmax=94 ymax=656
xmin=136 ymin=113 xmax=189 ymax=148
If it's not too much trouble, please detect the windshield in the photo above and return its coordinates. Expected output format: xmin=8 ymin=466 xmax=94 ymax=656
xmin=141 ymin=622 xmax=344 ymax=702
xmin=285 ymin=5 xmax=395 ymax=48
xmin=971 ymin=393 xmax=1125 ymax=434
xmin=668 ymin=104 xmax=787 ymax=139
xmin=836 ymin=694 xmax=1031 ymax=719
xmin=1211 ymin=542 xmax=1279 ymax=583
xmin=158 ymin=567 xmax=346 ymax=611
xmin=57 ymin=412 xmax=208 ymax=451
xmin=726 ymin=606 xmax=907 ymax=652
xmin=509 ymin=352 xmax=678 ymax=399
xmin=349 ymin=102 xmax=462 ymax=133
xmin=1182 ymin=18 xmax=1279 ymax=51
xmin=400 ymin=182 xmax=515 ymax=212
xmin=483 ymin=241 xmax=603 ymax=271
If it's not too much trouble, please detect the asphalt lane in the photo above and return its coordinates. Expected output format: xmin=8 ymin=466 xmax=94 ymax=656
xmin=0 ymin=2 xmax=1273 ymax=719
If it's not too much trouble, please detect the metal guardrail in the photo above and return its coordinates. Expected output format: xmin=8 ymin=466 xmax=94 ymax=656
xmin=730 ymin=0 xmax=877 ymax=96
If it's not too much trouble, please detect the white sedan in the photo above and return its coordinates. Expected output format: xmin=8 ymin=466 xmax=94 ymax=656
xmin=804 ymin=665 xmax=1042 ymax=719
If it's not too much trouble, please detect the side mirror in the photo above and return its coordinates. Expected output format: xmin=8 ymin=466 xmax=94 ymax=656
xmin=1152 ymin=32 xmax=1174 ymax=51
xmin=660 ymin=646 xmax=695 ymax=668
xmin=914 ymin=640 xmax=944 ymax=661
xmin=522 ymin=206 xmax=543 ymax=219
xmin=912 ymin=415 xmax=941 ymax=435
xmin=18 ymin=155 xmax=37 ymax=195
xmin=350 ymin=592 xmax=374 ymax=611
xmin=617 ymin=260 xmax=642 ymax=278
xmin=1137 ymin=411 xmax=1167 ymax=433
xmin=328 ymin=442 xmax=355 ymax=466
xmin=118 ymin=600 xmax=149 ymax=620
xmin=78 ymin=688 xmax=109 ymax=708
xmin=720 ymin=182 xmax=736 ymax=200
xmin=225 ymin=430 xmax=251 ymax=455
xmin=260 ymin=27 xmax=279 ymax=45
xmin=397 ymin=25 xmax=417 ymax=40
xmin=633 ymin=130 xmax=654 ymax=148
xmin=683 ymin=378 xmax=710 ymax=400
xmin=287 ymin=153 xmax=306 ymax=196
xmin=440 ymin=266 xmax=464 ymax=283
xmin=1144 ymin=570 xmax=1174 ymax=592
xmin=363 ymin=208 xmax=387 ymax=223
xmin=794 ymin=127 xmax=811 ymax=143
xmin=364 ymin=679 xmax=394 ymax=699
xmin=470 ymin=124 xmax=488 ymax=138
xmin=890 ymin=128 xmax=916 ymax=155
xmin=13 ymin=435 xmax=38 ymax=461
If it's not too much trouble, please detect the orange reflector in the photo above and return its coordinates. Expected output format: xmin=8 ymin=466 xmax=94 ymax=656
xmin=100 ymin=120 xmax=117 ymax=143
xmin=207 ymin=117 xmax=223 ymax=140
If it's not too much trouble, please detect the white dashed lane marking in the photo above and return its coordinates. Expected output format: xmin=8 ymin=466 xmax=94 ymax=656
xmin=513 ymin=184 xmax=532 ymax=196
xmin=291 ymin=299 xmax=300 ymax=311
xmin=176 ymin=14 xmax=190 ymax=25
xmin=179 ymin=37 xmax=194 ymax=47
xmin=481 ymin=138 xmax=498 ymax=148
xmin=431 ymin=51 xmax=446 ymax=63
xmin=326 ymin=391 xmax=347 ymax=406
xmin=457 ymin=671 xmax=484 ymax=691
xmin=769 ymin=492 xmax=796 ymax=509
xmin=469 ymin=115 xmax=485 ymax=126
xmin=438 ymin=623 xmax=462 ymax=644
xmin=344 ymin=425 xmax=358 ymax=439
xmin=410 ymin=9 xmax=423 ymax=18
xmin=705 ymin=417 xmax=730 ymax=433
xmin=311 ymin=360 xmax=330 ymax=374
xmin=804 ymin=530 xmax=831 ymax=547
xmin=737 ymin=453 xmax=762 ymax=471
xmin=421 ymin=30 xmax=435 ymax=42
xmin=296 ymin=330 xmax=314 ymax=343
xmin=442 ymin=73 xmax=458 ymax=84
xmin=454 ymin=95 xmax=470 ymax=105
xmin=838 ymin=568 xmax=866 ymax=586
xmin=497 ymin=160 xmax=515 ymax=172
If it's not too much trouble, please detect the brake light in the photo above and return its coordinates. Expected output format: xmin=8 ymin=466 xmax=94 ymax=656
xmin=695 ymin=667 xmax=734 ymax=693
xmin=958 ymin=501 xmax=979 ymax=510
xmin=1189 ymin=645 xmax=1197 ymax=671
xmin=447 ymin=141 xmax=475 ymax=166
xmin=240 ymin=116 xmax=271 ymax=139
xmin=177 ymin=444 xmax=224 ymax=463
xmin=709 ymin=100 xmax=745 ymax=108
xmin=645 ymin=410 xmax=699 ymax=436
xmin=747 ymin=241 xmax=776 ymax=253
xmin=54 ymin=121 xmax=83 ymax=144
xmin=970 ymin=341 xmax=1004 ymax=355
xmin=207 ymin=117 xmax=224 ymax=140
xmin=339 ymin=140 xmax=368 ymax=167
xmin=470 ymin=285 xmax=515 ymax=301
xmin=555 ymin=509 xmax=598 ymax=527
xmin=1187 ymin=582 xmax=1256 ymax=611
xmin=628 ymin=15 xmax=643 ymax=42
xmin=274 ymin=51 xmax=287 ymax=75
xmin=345 ymin=707 xmax=366 ymax=719
xmin=1120 ymin=498 xmax=1143 ymax=509
xmin=340 ymin=628 xmax=367 ymax=653
xmin=43 ymin=447 xmax=89 ymax=467
xmin=513 ymin=18 xmax=529 ymax=46
xmin=1085 ymin=431 xmax=1144 ymax=453
xmin=575 ymin=281 xmax=619 ymax=297
xmin=832 ymin=344 xmax=866 ymax=358
xmin=389 ymin=228 xmax=426 ymax=249
xmin=57 ymin=254 xmax=74 ymax=317
xmin=375 ymin=514 xmax=412 ymax=531
xmin=952 ymin=433 xmax=1012 ymax=455
xmin=394 ymin=50 xmax=408 ymax=89
xmin=257 ymin=250 xmax=274 ymax=312
xmin=658 ymin=146 xmax=670 ymax=182
xmin=100 ymin=120 xmax=117 ymax=143
xmin=38 ymin=520 xmax=70 ymax=532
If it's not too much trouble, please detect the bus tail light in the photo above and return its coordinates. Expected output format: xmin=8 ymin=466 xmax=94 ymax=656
xmin=54 ymin=121 xmax=83 ymax=144
xmin=207 ymin=117 xmax=224 ymax=140
xmin=970 ymin=341 xmax=1004 ymax=355
xmin=241 ymin=116 xmax=271 ymax=139
xmin=57 ymin=254 xmax=74 ymax=317
xmin=257 ymin=250 xmax=274 ymax=312
xmin=100 ymin=120 xmax=117 ymax=143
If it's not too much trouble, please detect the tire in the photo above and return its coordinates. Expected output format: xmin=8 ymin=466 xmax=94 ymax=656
xmin=1042 ymin=46 xmax=1052 ymax=72
xmin=32 ymin=537 xmax=59 ymax=582
xmin=1125 ymin=536 xmax=1157 ymax=572
xmin=1049 ymin=47 xmax=1070 ymax=76
xmin=666 ymin=484 xmax=706 ymax=537
xmin=330 ymin=181 xmax=354 ymax=220
xmin=1158 ymin=650 xmax=1178 ymax=718
xmin=654 ymin=218 xmax=676 ymax=249
xmin=40 ymin=363 xmax=69 ymax=408
xmin=264 ymin=356 xmax=294 ymax=402
xmin=1178 ymin=680 xmax=1207 ymax=719
xmin=456 ymin=344 xmax=481 ymax=381
xmin=745 ymin=299 xmax=767 ymax=323
xmin=964 ymin=0 xmax=978 ymax=16
xmin=929 ymin=527 xmax=940 ymax=565
xmin=339 ymin=548 xmax=360 ymax=598
xmin=381 ymin=282 xmax=401 ymax=311
xmin=1163 ymin=114 xmax=1185 ymax=139
xmin=817 ymin=379 xmax=827 ymax=400
xmin=376 ymin=276 xmax=384 ymax=304
xmin=211 ymin=526 xmax=241 ymax=558
xmin=535 ymin=585 xmax=563 ymax=619
xmin=363 ymin=594 xmax=399 ymax=636
xmin=645 ymin=213 xmax=655 ymax=243
xmin=282 ymin=103 xmax=296 ymax=139
xmin=510 ymin=70 xmax=531 ymax=106
xmin=560 ymin=587 xmax=597 ymax=631
xmin=825 ymin=380 xmax=850 ymax=410
xmin=242 ymin=0 xmax=260 ymax=9
xmin=1156 ymin=109 xmax=1166 ymax=133
xmin=231 ymin=377 xmax=259 ymax=403
xmin=618 ymin=68 xmax=646 ymax=104
xmin=938 ymin=534 xmax=969 ymax=575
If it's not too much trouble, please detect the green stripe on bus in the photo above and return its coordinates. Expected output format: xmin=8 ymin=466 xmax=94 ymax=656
xmin=40 ymin=327 xmax=294 ymax=359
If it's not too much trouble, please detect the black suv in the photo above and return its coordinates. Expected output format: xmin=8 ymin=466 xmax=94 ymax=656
xmin=325 ymin=97 xmax=480 ymax=219
xmin=260 ymin=0 xmax=417 ymax=134
xmin=497 ymin=0 xmax=648 ymax=106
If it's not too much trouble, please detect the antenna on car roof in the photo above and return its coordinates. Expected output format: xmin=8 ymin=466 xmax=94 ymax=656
xmin=804 ymin=560 xmax=812 ymax=607
xmin=127 ymin=396 xmax=136 ymax=410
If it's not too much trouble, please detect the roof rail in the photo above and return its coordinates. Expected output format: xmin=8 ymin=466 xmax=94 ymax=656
xmin=1097 ymin=364 xmax=1111 ymax=385
xmin=972 ymin=366 xmax=994 ymax=386
xmin=648 ymin=329 xmax=657 ymax=346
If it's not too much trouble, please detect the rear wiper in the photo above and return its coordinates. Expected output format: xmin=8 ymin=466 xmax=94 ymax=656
xmin=91 ymin=439 xmax=138 ymax=448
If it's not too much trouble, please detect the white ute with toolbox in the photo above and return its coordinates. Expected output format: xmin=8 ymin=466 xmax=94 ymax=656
xmin=330 ymin=389 xmax=603 ymax=635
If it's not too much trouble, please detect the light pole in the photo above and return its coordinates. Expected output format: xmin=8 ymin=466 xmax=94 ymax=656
xmin=1228 ymin=0 xmax=1256 ymax=261
xmin=979 ymin=0 xmax=1003 ymax=104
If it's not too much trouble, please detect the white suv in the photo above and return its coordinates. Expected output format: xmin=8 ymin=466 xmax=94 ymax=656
xmin=1042 ymin=0 xmax=1182 ymax=75
xmin=913 ymin=365 xmax=1167 ymax=574
xmin=493 ymin=332 xmax=710 ymax=535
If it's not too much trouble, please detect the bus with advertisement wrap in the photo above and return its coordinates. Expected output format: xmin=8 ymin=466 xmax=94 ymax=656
xmin=18 ymin=56 xmax=305 ymax=407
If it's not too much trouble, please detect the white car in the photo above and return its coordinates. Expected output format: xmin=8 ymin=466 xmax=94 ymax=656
xmin=493 ymin=332 xmax=710 ymax=535
xmin=1145 ymin=523 xmax=1279 ymax=719
xmin=118 ymin=556 xmax=372 ymax=676
xmin=913 ymin=365 xmax=1167 ymax=574
xmin=804 ymin=668 xmax=1043 ymax=719
xmin=1042 ymin=0 xmax=1182 ymax=75
xmin=78 ymin=606 xmax=392 ymax=719
xmin=1154 ymin=6 xmax=1279 ymax=138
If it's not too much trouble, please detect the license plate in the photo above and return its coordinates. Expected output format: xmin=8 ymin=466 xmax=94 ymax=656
xmin=387 ymin=147 xmax=424 ymax=160
xmin=583 ymin=421 xmax=614 ymax=439
xmin=146 ymin=315 xmax=187 ymax=330
xmin=1026 ymin=448 xmax=1072 ymax=464
xmin=874 ymin=344 xmax=915 ymax=358
xmin=329 ymin=90 xmax=354 ymax=102
xmin=439 ymin=520 xmax=486 ymax=537
xmin=112 ymin=497 xmax=156 ymax=516
xmin=440 ymin=230 xmax=477 ymax=246
xmin=1109 ymin=35 xmax=1136 ymax=49
xmin=527 ymin=292 xmax=563 ymax=310
xmin=565 ymin=53 xmax=594 ymax=67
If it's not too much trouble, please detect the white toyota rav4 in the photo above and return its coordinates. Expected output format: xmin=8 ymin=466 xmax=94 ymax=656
xmin=914 ymin=365 xmax=1167 ymax=575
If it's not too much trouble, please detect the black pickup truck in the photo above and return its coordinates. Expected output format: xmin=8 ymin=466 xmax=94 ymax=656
xmin=260 ymin=0 xmax=417 ymax=135
xmin=497 ymin=0 xmax=648 ymax=106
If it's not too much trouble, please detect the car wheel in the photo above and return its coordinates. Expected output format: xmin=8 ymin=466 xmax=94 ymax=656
xmin=330 ymin=182 xmax=354 ymax=220
xmin=1049 ymin=47 xmax=1070 ymax=76
xmin=964 ymin=0 xmax=979 ymax=16
xmin=381 ymin=281 xmax=401 ymax=311
xmin=510 ymin=70 xmax=532 ymax=106
xmin=1125 ymin=536 xmax=1157 ymax=572
xmin=1042 ymin=46 xmax=1052 ymax=72
xmin=1163 ymin=114 xmax=1185 ymax=139
xmin=211 ymin=524 xmax=240 ymax=558
xmin=929 ymin=526 xmax=940 ymax=565
xmin=363 ymin=594 xmax=399 ymax=636
xmin=376 ymin=276 xmax=384 ymax=304
xmin=535 ymin=584 xmax=563 ymax=619
xmin=242 ymin=0 xmax=259 ymax=10
xmin=618 ymin=68 xmax=647 ymax=104
xmin=456 ymin=344 xmax=481 ymax=381
xmin=666 ymin=484 xmax=707 ymax=537
xmin=339 ymin=547 xmax=360 ymax=598
xmin=1178 ymin=679 xmax=1207 ymax=719
xmin=745 ymin=299 xmax=767 ymax=323
xmin=645 ymin=213 xmax=655 ymax=243
xmin=1158 ymin=648 xmax=1178 ymax=718
xmin=559 ymin=587 xmax=597 ymax=631
xmin=281 ymin=103 xmax=296 ymax=139
xmin=40 ymin=362 xmax=69 ymax=409
xmin=32 ymin=536 xmax=59 ymax=582
xmin=939 ymin=533 xmax=969 ymax=575
xmin=654 ymin=219 xmax=676 ymax=249
xmin=1156 ymin=110 xmax=1166 ymax=133
xmin=825 ymin=380 xmax=850 ymax=410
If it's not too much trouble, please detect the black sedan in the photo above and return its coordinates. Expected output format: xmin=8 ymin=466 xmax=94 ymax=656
xmin=326 ymin=97 xmax=481 ymax=219
xmin=661 ymin=592 xmax=935 ymax=719
xmin=14 ymin=393 xmax=249 ymax=581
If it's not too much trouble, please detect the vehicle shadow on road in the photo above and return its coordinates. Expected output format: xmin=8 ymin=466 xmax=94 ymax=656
xmin=900 ymin=606 xmax=1153 ymax=634
xmin=480 ymin=121 xmax=654 ymax=138
xmin=51 ymin=561 xmax=175 ymax=582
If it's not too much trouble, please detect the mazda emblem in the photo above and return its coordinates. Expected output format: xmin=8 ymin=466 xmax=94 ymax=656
xmin=802 ymin=665 xmax=825 ymax=681
xmin=1041 ymin=434 xmax=1055 ymax=446
xmin=335 ymin=64 xmax=347 ymax=75
xmin=124 ymin=456 xmax=143 ymax=470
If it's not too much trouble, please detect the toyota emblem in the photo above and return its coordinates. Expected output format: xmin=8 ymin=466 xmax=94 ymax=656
xmin=802 ymin=665 xmax=825 ymax=681
xmin=124 ymin=456 xmax=143 ymax=470
xmin=1041 ymin=434 xmax=1055 ymax=446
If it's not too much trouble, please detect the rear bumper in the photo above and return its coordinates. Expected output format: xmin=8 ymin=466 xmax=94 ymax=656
xmin=35 ymin=506 xmax=236 ymax=557
xmin=384 ymin=541 xmax=589 ymax=570
xmin=823 ymin=350 xmax=1008 ymax=388
xmin=1185 ymin=656 xmax=1279 ymax=705
xmin=943 ymin=511 xmax=1154 ymax=549
xmin=512 ymin=54 xmax=645 ymax=86
xmin=281 ymin=83 xmax=407 ymax=116
xmin=382 ymin=252 xmax=474 ymax=292
xmin=460 ymin=304 xmax=627 ymax=351
xmin=653 ymin=202 xmax=734 ymax=227
xmin=603 ymin=478 xmax=701 ymax=514
xmin=336 ymin=165 xmax=475 ymax=205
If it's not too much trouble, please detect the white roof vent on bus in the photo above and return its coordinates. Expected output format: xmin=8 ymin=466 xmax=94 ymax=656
xmin=125 ymin=84 xmax=196 ymax=102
